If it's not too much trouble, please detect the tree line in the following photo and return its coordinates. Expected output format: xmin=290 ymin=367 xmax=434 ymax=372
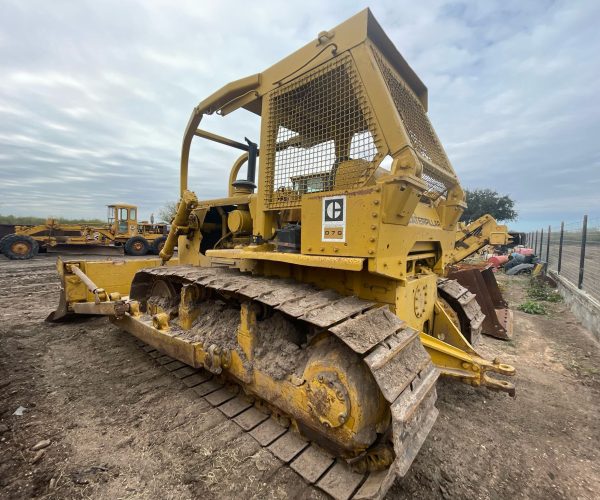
xmin=0 ymin=215 xmax=105 ymax=226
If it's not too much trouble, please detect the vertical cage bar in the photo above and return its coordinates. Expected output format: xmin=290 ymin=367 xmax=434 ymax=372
xmin=540 ymin=228 xmax=544 ymax=257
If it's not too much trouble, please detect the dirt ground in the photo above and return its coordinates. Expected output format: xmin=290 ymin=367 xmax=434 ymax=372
xmin=0 ymin=255 xmax=599 ymax=499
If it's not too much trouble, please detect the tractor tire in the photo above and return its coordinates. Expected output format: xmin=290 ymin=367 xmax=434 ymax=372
xmin=0 ymin=234 xmax=11 ymax=255
xmin=506 ymin=263 xmax=534 ymax=276
xmin=1 ymin=234 xmax=39 ymax=260
xmin=125 ymin=236 xmax=149 ymax=256
xmin=151 ymin=236 xmax=167 ymax=255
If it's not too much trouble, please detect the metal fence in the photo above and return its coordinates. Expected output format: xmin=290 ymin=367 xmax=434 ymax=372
xmin=526 ymin=216 xmax=600 ymax=302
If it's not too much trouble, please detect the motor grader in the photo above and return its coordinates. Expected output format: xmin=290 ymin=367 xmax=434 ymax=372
xmin=0 ymin=203 xmax=167 ymax=260
xmin=50 ymin=9 xmax=515 ymax=499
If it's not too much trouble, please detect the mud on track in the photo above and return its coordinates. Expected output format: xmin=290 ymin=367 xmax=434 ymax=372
xmin=0 ymin=255 xmax=599 ymax=499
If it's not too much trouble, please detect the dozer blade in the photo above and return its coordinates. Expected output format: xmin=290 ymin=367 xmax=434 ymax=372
xmin=447 ymin=267 xmax=513 ymax=340
xmin=45 ymin=285 xmax=69 ymax=321
xmin=46 ymin=257 xmax=175 ymax=322
xmin=46 ymin=243 xmax=125 ymax=256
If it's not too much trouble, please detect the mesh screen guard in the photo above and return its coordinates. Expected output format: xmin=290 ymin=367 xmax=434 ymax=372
xmin=263 ymin=55 xmax=383 ymax=209
xmin=371 ymin=45 xmax=456 ymax=199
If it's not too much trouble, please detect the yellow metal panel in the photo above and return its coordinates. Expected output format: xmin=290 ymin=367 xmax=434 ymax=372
xmin=63 ymin=258 xmax=178 ymax=303
xmin=207 ymin=248 xmax=364 ymax=271
xmin=394 ymin=273 xmax=438 ymax=333
xmin=301 ymin=187 xmax=380 ymax=258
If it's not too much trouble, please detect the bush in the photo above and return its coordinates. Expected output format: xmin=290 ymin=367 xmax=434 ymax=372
xmin=518 ymin=301 xmax=547 ymax=315
xmin=518 ymin=301 xmax=547 ymax=314
xmin=527 ymin=279 xmax=562 ymax=303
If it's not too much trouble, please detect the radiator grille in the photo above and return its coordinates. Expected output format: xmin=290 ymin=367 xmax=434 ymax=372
xmin=264 ymin=55 xmax=381 ymax=209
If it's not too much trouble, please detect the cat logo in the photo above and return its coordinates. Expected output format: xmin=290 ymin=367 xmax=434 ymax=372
xmin=322 ymin=195 xmax=346 ymax=242
xmin=324 ymin=198 xmax=344 ymax=222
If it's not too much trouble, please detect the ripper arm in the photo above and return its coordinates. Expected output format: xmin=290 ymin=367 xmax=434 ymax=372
xmin=450 ymin=214 xmax=510 ymax=264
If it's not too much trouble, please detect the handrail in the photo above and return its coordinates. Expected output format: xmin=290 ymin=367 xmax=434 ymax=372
xmin=180 ymin=75 xmax=261 ymax=195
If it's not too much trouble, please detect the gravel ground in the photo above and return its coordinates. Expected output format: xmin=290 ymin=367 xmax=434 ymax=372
xmin=0 ymin=255 xmax=598 ymax=499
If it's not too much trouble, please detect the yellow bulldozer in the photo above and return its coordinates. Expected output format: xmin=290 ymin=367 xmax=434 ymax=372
xmin=49 ymin=10 xmax=515 ymax=499
xmin=0 ymin=203 xmax=168 ymax=260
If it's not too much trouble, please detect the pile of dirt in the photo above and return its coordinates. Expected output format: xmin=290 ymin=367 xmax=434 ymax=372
xmin=186 ymin=300 xmax=240 ymax=351
xmin=254 ymin=312 xmax=308 ymax=380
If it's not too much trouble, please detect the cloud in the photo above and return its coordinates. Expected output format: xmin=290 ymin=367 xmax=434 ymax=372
xmin=0 ymin=0 xmax=599 ymax=231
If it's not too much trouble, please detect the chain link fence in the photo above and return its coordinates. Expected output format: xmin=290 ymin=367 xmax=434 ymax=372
xmin=525 ymin=216 xmax=600 ymax=302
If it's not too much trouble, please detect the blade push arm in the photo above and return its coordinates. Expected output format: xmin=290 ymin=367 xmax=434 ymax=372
xmin=159 ymin=190 xmax=199 ymax=264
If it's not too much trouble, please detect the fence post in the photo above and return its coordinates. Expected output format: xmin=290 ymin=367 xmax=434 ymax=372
xmin=557 ymin=221 xmax=564 ymax=274
xmin=534 ymin=230 xmax=538 ymax=254
xmin=578 ymin=215 xmax=588 ymax=289
xmin=540 ymin=228 xmax=544 ymax=257
xmin=546 ymin=225 xmax=551 ymax=264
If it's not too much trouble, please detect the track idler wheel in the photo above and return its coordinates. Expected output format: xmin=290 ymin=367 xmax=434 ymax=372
xmin=300 ymin=336 xmax=389 ymax=456
xmin=306 ymin=371 xmax=351 ymax=429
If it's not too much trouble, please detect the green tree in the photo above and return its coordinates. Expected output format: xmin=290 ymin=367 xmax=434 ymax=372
xmin=460 ymin=188 xmax=517 ymax=223
xmin=158 ymin=202 xmax=178 ymax=223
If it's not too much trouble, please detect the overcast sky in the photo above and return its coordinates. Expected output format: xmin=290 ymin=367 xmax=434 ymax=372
xmin=1 ymin=0 xmax=599 ymax=230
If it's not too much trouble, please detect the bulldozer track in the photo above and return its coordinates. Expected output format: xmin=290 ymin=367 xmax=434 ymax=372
xmin=437 ymin=277 xmax=485 ymax=345
xmin=121 ymin=265 xmax=442 ymax=500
